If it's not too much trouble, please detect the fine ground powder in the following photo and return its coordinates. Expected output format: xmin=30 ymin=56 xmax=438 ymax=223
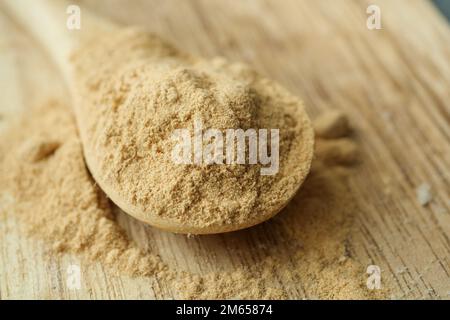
xmin=69 ymin=29 xmax=314 ymax=233
xmin=0 ymin=99 xmax=387 ymax=299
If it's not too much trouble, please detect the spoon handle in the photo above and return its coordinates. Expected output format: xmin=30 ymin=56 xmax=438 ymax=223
xmin=3 ymin=0 xmax=116 ymax=79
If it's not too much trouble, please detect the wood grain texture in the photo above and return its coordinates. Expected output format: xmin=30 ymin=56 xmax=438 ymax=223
xmin=0 ymin=0 xmax=449 ymax=299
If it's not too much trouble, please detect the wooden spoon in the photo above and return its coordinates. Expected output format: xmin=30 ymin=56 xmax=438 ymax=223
xmin=3 ymin=0 xmax=314 ymax=234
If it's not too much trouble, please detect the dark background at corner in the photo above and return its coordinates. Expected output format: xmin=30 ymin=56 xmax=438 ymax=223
xmin=433 ymin=0 xmax=450 ymax=21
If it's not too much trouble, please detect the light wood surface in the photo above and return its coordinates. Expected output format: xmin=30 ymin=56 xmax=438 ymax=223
xmin=0 ymin=0 xmax=449 ymax=299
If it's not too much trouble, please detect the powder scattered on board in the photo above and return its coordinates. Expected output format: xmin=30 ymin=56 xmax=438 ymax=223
xmin=0 ymin=99 xmax=387 ymax=299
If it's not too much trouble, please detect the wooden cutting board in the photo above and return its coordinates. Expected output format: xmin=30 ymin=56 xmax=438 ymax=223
xmin=0 ymin=0 xmax=449 ymax=299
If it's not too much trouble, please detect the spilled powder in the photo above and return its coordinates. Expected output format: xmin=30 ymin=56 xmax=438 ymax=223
xmin=0 ymin=99 xmax=387 ymax=299
xmin=313 ymin=110 xmax=350 ymax=139
xmin=0 ymin=100 xmax=167 ymax=277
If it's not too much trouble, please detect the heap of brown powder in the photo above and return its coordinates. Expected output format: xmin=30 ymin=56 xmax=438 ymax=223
xmin=0 ymin=97 xmax=386 ymax=299
xmin=69 ymin=29 xmax=315 ymax=233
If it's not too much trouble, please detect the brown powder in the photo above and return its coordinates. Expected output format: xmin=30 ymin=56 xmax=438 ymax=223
xmin=68 ymin=29 xmax=315 ymax=234
xmin=314 ymin=110 xmax=351 ymax=139
xmin=0 ymin=100 xmax=168 ymax=277
xmin=315 ymin=138 xmax=359 ymax=166
xmin=0 ymin=97 xmax=387 ymax=299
